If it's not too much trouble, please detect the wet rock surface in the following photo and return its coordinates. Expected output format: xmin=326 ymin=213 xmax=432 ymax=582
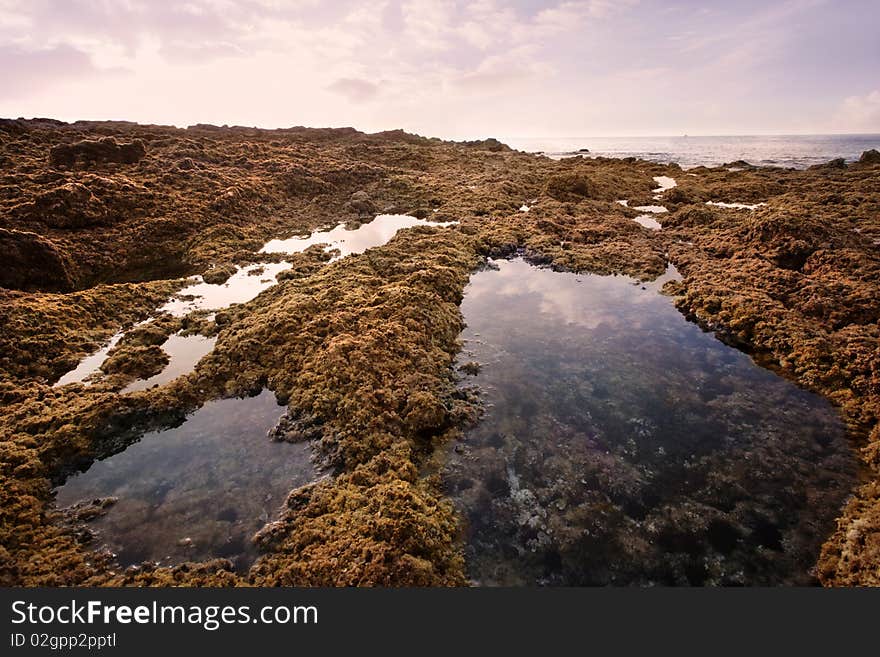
xmin=0 ymin=120 xmax=878 ymax=586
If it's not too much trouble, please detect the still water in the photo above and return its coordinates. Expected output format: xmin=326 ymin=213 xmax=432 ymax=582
xmin=444 ymin=259 xmax=856 ymax=585
xmin=56 ymin=391 xmax=315 ymax=571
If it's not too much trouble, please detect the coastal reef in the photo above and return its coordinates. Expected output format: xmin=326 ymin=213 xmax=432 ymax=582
xmin=0 ymin=118 xmax=878 ymax=585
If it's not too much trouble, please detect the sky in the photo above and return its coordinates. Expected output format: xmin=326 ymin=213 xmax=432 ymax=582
xmin=1 ymin=0 xmax=878 ymax=139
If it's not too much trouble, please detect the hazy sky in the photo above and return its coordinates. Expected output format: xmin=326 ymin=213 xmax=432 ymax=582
xmin=1 ymin=0 xmax=878 ymax=138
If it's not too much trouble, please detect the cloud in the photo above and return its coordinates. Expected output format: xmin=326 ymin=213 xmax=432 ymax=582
xmin=833 ymin=90 xmax=880 ymax=131
xmin=0 ymin=44 xmax=104 ymax=99
xmin=327 ymin=77 xmax=381 ymax=102
xmin=1 ymin=0 xmax=874 ymax=137
xmin=158 ymin=41 xmax=244 ymax=64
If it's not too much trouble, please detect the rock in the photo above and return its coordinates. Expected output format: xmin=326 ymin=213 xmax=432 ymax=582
xmin=267 ymin=411 xmax=324 ymax=443
xmin=345 ymin=189 xmax=376 ymax=216
xmin=665 ymin=204 xmax=717 ymax=228
xmin=100 ymin=344 xmax=169 ymax=378
xmin=0 ymin=228 xmax=75 ymax=291
xmin=577 ymin=148 xmax=590 ymax=153
xmin=64 ymin=497 xmax=118 ymax=522
xmin=809 ymin=158 xmax=847 ymax=170
xmin=202 ymin=263 xmax=237 ymax=285
xmin=460 ymin=137 xmax=509 ymax=152
xmin=544 ymin=172 xmax=594 ymax=201
xmin=663 ymin=187 xmax=694 ymax=205
xmin=49 ymin=137 xmax=146 ymax=168
xmin=459 ymin=361 xmax=481 ymax=376
xmin=17 ymin=182 xmax=109 ymax=228
xmin=403 ymin=390 xmax=447 ymax=433
xmin=859 ymin=149 xmax=880 ymax=165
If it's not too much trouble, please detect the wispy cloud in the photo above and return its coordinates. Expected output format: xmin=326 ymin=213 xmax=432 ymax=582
xmin=0 ymin=0 xmax=876 ymax=135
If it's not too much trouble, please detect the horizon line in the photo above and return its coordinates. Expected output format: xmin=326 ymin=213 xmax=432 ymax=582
xmin=4 ymin=116 xmax=880 ymax=142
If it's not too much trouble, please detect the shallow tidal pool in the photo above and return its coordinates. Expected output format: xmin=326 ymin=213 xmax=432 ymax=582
xmin=55 ymin=390 xmax=316 ymax=571
xmin=444 ymin=258 xmax=856 ymax=586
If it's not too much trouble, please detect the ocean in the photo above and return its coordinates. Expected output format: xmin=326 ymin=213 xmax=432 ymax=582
xmin=502 ymin=134 xmax=880 ymax=170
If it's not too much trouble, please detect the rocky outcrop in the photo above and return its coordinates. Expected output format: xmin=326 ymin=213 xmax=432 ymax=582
xmin=860 ymin=149 xmax=880 ymax=165
xmin=49 ymin=137 xmax=146 ymax=168
xmin=0 ymin=228 xmax=75 ymax=291
xmin=809 ymin=158 xmax=847 ymax=170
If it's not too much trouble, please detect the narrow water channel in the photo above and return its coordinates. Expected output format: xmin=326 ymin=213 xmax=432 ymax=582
xmin=444 ymin=258 xmax=856 ymax=586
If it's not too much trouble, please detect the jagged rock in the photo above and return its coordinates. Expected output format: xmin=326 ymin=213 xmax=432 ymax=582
xmin=49 ymin=137 xmax=146 ymax=167
xmin=460 ymin=137 xmax=509 ymax=152
xmin=18 ymin=182 xmax=109 ymax=228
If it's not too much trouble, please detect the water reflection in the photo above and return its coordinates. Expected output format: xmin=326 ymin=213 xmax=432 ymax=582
xmin=444 ymin=258 xmax=855 ymax=586
xmin=55 ymin=391 xmax=315 ymax=571
xmin=159 ymin=262 xmax=293 ymax=317
xmin=260 ymin=213 xmax=456 ymax=258
xmin=123 ymin=333 xmax=217 ymax=393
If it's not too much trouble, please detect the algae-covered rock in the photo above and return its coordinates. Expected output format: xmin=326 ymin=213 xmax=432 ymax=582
xmin=201 ymin=263 xmax=237 ymax=285
xmin=544 ymin=171 xmax=594 ymax=201
xmin=859 ymin=149 xmax=880 ymax=165
xmin=0 ymin=228 xmax=75 ymax=291
xmin=49 ymin=137 xmax=146 ymax=168
xmin=0 ymin=119 xmax=878 ymax=588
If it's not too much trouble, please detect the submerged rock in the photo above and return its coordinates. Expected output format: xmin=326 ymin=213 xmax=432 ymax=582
xmin=268 ymin=411 xmax=324 ymax=443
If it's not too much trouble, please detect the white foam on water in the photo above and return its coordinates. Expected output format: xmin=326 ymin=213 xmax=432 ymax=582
xmin=520 ymin=204 xmax=530 ymax=212
xmin=616 ymin=200 xmax=629 ymax=207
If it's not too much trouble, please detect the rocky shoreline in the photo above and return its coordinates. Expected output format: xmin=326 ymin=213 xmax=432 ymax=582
xmin=0 ymin=118 xmax=877 ymax=586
